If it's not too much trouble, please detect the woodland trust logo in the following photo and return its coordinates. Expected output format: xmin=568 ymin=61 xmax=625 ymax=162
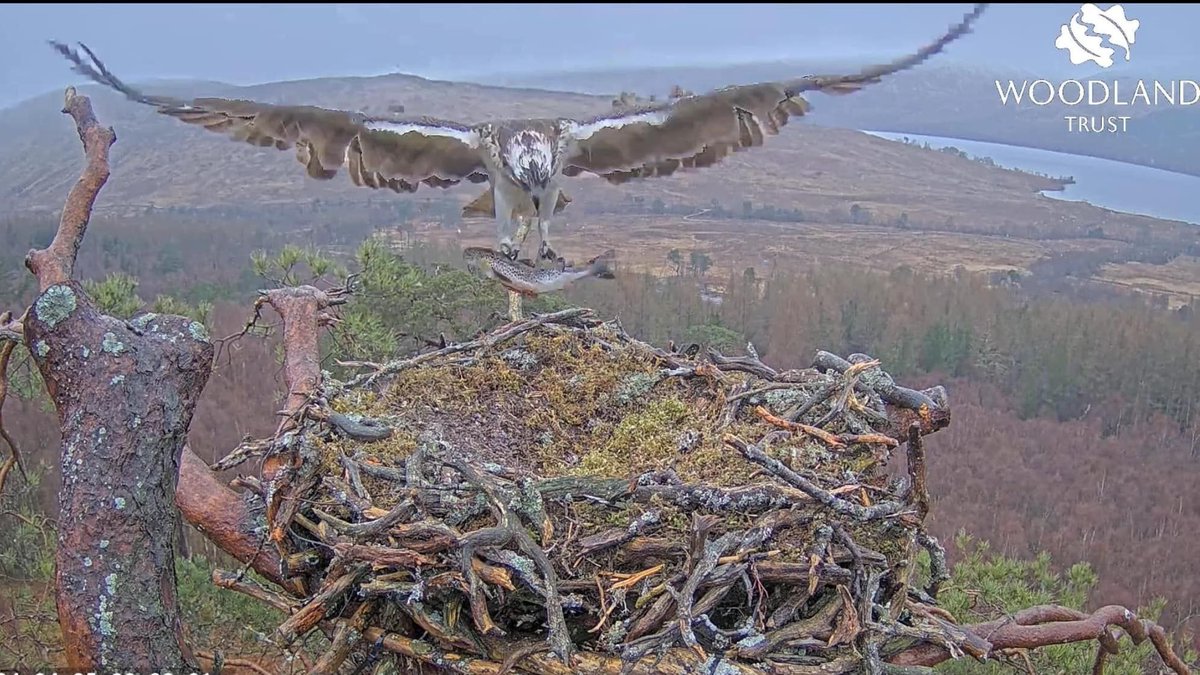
xmin=1055 ymin=3 xmax=1139 ymax=68
xmin=994 ymin=3 xmax=1198 ymax=134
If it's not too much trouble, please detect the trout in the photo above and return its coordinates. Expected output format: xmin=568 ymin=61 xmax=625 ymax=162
xmin=463 ymin=247 xmax=616 ymax=297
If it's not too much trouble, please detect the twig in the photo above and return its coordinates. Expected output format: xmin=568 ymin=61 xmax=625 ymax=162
xmin=335 ymin=307 xmax=591 ymax=392
xmin=194 ymin=651 xmax=273 ymax=675
xmin=212 ymin=569 xmax=300 ymax=614
xmin=306 ymin=406 xmax=394 ymax=441
xmin=0 ymin=334 xmax=29 ymax=491
xmin=706 ymin=346 xmax=778 ymax=380
xmin=724 ymin=434 xmax=905 ymax=520
xmin=275 ymin=565 xmax=369 ymax=645
xmin=309 ymin=600 xmax=372 ymax=674
xmin=755 ymin=406 xmax=846 ymax=447
xmin=211 ymin=436 xmax=273 ymax=472
xmin=785 ymin=379 xmax=841 ymax=422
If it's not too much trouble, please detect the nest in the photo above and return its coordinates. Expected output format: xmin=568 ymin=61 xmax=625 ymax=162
xmin=230 ymin=308 xmax=955 ymax=674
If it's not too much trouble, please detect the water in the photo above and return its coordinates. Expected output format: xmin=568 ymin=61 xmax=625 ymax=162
xmin=862 ymin=130 xmax=1200 ymax=226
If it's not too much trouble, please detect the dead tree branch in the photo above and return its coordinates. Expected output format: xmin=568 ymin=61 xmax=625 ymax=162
xmin=0 ymin=314 xmax=30 ymax=492
xmin=888 ymin=604 xmax=1191 ymax=674
xmin=25 ymin=87 xmax=114 ymax=291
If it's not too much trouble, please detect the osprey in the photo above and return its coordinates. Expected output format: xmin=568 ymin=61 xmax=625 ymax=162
xmin=50 ymin=4 xmax=985 ymax=265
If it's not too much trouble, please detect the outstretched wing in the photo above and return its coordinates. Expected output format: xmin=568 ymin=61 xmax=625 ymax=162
xmin=560 ymin=3 xmax=987 ymax=185
xmin=49 ymin=41 xmax=489 ymax=193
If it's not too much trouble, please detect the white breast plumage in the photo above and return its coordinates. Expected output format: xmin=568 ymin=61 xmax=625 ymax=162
xmin=507 ymin=131 xmax=554 ymax=174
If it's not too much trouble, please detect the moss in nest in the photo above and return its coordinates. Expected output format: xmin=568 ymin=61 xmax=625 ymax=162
xmin=615 ymin=372 xmax=660 ymax=406
xmin=578 ymin=397 xmax=698 ymax=480
xmin=358 ymin=429 xmax=420 ymax=466
xmin=385 ymin=357 xmax=522 ymax=414
xmin=332 ymin=389 xmax=387 ymax=418
xmin=312 ymin=436 xmax=347 ymax=476
xmin=602 ymin=397 xmax=692 ymax=459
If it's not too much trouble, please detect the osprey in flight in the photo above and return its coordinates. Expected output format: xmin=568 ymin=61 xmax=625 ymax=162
xmin=51 ymin=4 xmax=985 ymax=264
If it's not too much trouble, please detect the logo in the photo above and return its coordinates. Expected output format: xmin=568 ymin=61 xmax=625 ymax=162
xmin=1055 ymin=3 xmax=1141 ymax=69
xmin=990 ymin=3 xmax=1192 ymax=134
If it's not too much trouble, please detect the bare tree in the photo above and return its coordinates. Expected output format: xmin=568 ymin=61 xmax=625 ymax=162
xmin=2 ymin=88 xmax=213 ymax=669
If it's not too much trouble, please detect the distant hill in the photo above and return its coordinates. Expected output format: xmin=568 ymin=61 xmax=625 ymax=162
xmin=0 ymin=73 xmax=603 ymax=212
xmin=1 ymin=67 xmax=1195 ymax=269
xmin=476 ymin=61 xmax=1200 ymax=178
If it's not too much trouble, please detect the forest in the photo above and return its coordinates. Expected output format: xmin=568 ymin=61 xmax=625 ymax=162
xmin=1 ymin=91 xmax=1198 ymax=673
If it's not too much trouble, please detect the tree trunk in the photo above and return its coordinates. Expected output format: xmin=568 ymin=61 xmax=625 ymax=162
xmin=25 ymin=283 xmax=213 ymax=669
xmin=12 ymin=87 xmax=216 ymax=670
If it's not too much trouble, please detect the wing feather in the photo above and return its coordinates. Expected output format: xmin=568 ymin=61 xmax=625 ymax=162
xmin=561 ymin=3 xmax=986 ymax=185
xmin=49 ymin=41 xmax=489 ymax=192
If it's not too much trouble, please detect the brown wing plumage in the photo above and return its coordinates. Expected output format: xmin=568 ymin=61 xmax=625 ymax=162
xmin=561 ymin=3 xmax=987 ymax=185
xmin=49 ymin=41 xmax=489 ymax=193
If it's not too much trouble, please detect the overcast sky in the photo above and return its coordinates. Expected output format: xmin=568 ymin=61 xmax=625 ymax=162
xmin=2 ymin=3 xmax=1194 ymax=109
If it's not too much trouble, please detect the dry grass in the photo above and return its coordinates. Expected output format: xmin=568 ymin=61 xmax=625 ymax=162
xmin=1097 ymin=256 xmax=1200 ymax=308
xmin=424 ymin=214 xmax=1160 ymax=293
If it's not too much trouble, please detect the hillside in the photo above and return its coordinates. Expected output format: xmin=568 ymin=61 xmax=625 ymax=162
xmin=1 ymin=68 xmax=1197 ymax=309
xmin=0 ymin=74 xmax=602 ymax=211
xmin=478 ymin=61 xmax=1200 ymax=178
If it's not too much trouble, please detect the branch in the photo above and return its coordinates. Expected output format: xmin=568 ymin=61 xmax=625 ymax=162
xmin=889 ymin=604 xmax=1192 ymax=674
xmin=247 ymin=284 xmax=349 ymax=574
xmin=25 ymin=87 xmax=115 ymax=291
xmin=176 ymin=445 xmax=285 ymax=587
xmin=0 ymin=321 xmax=29 ymax=492
xmin=723 ymin=434 xmax=905 ymax=520
xmin=259 ymin=285 xmax=348 ymax=434
xmin=904 ymin=422 xmax=930 ymax=522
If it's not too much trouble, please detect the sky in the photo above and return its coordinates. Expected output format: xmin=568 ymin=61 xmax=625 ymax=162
xmin=1 ymin=3 xmax=1196 ymax=109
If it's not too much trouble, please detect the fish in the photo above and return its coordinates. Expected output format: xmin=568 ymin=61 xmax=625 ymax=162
xmin=463 ymin=247 xmax=616 ymax=297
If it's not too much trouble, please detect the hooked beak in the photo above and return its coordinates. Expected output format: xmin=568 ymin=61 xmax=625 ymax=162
xmin=531 ymin=195 xmax=541 ymax=211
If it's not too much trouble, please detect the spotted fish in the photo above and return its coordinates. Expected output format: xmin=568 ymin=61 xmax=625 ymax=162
xmin=463 ymin=247 xmax=616 ymax=297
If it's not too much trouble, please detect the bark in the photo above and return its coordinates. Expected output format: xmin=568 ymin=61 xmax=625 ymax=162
xmin=26 ymin=286 xmax=212 ymax=670
xmin=175 ymin=444 xmax=284 ymax=586
xmin=20 ymin=88 xmax=214 ymax=670
xmin=888 ymin=604 xmax=1191 ymax=674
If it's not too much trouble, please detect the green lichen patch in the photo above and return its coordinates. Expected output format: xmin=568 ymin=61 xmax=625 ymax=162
xmin=34 ymin=285 xmax=77 ymax=328
xmin=128 ymin=312 xmax=158 ymax=331
xmin=188 ymin=321 xmax=210 ymax=343
xmin=101 ymin=332 xmax=127 ymax=355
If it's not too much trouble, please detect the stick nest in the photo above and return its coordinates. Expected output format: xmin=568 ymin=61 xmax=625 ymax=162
xmin=227 ymin=308 xmax=959 ymax=674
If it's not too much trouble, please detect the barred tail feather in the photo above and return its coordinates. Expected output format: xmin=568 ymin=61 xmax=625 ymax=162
xmin=48 ymin=40 xmax=185 ymax=109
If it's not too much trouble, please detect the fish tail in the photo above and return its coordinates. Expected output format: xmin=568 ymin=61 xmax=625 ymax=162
xmin=587 ymin=249 xmax=618 ymax=280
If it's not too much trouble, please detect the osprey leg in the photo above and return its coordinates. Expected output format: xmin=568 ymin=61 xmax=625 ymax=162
xmin=495 ymin=186 xmax=521 ymax=260
xmin=511 ymin=215 xmax=534 ymax=261
xmin=508 ymin=290 xmax=523 ymax=322
xmin=537 ymin=187 xmax=562 ymax=262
